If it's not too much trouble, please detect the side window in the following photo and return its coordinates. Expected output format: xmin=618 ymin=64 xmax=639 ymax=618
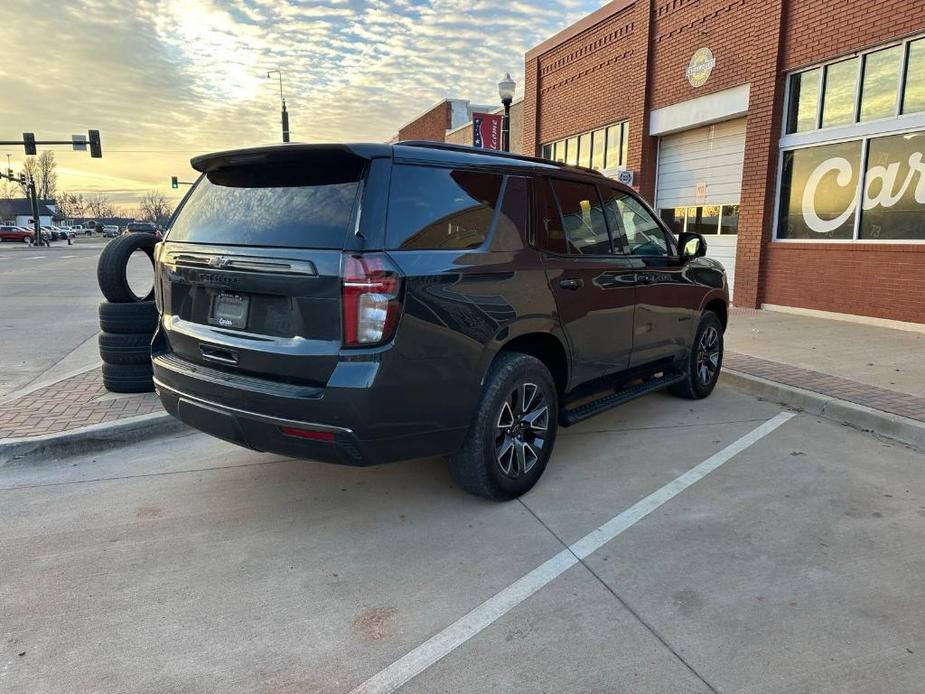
xmin=550 ymin=179 xmax=611 ymax=255
xmin=600 ymin=187 xmax=631 ymax=254
xmin=609 ymin=191 xmax=674 ymax=257
xmin=387 ymin=165 xmax=502 ymax=250
xmin=536 ymin=178 xmax=568 ymax=254
xmin=491 ymin=176 xmax=528 ymax=251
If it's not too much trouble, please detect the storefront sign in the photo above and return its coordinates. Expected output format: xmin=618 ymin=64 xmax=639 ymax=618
xmin=472 ymin=112 xmax=502 ymax=150
xmin=686 ymin=48 xmax=716 ymax=88
xmin=778 ymin=130 xmax=925 ymax=240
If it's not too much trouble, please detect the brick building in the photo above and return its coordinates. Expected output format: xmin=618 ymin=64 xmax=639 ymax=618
xmin=524 ymin=0 xmax=925 ymax=325
xmin=393 ymin=99 xmax=496 ymax=143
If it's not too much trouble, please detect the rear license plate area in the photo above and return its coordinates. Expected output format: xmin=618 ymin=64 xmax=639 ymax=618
xmin=209 ymin=293 xmax=250 ymax=330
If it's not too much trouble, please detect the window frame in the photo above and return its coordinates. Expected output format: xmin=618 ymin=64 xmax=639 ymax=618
xmin=776 ymin=33 xmax=925 ymax=245
xmin=772 ymin=126 xmax=925 ymax=244
xmin=539 ymin=120 xmax=630 ymax=172
xmin=782 ymin=32 xmax=925 ymax=148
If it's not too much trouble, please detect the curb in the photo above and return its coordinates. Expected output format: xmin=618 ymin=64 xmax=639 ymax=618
xmin=721 ymin=369 xmax=925 ymax=451
xmin=0 ymin=412 xmax=189 ymax=467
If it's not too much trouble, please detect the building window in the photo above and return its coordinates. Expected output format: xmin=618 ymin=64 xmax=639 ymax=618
xmin=566 ymin=136 xmax=579 ymax=166
xmin=787 ymin=68 xmax=821 ymax=133
xmin=860 ymin=46 xmax=902 ymax=122
xmin=591 ymin=129 xmax=606 ymax=170
xmin=859 ymin=130 xmax=925 ymax=240
xmin=786 ymin=35 xmax=925 ymax=134
xmin=903 ymin=39 xmax=925 ymax=114
xmin=820 ymin=58 xmax=858 ymax=128
xmin=778 ymin=141 xmax=861 ymax=240
xmin=658 ymin=205 xmax=739 ymax=236
xmin=777 ymin=129 xmax=925 ymax=242
xmin=541 ymin=120 xmax=629 ymax=172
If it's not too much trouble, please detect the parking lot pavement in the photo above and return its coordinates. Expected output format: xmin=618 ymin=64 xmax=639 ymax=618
xmin=1 ymin=385 xmax=924 ymax=693
xmin=0 ymin=243 xmax=106 ymax=398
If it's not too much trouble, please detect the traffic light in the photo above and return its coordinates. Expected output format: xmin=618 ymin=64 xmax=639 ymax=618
xmin=171 ymin=176 xmax=178 ymax=189
xmin=88 ymin=129 xmax=102 ymax=158
xmin=19 ymin=173 xmax=26 ymax=186
xmin=23 ymin=132 xmax=36 ymax=156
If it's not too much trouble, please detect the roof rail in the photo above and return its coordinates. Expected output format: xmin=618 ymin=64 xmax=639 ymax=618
xmin=397 ymin=140 xmax=600 ymax=175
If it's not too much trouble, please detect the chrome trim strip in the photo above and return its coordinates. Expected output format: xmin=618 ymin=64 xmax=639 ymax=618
xmin=154 ymin=377 xmax=353 ymax=435
xmin=163 ymin=251 xmax=317 ymax=276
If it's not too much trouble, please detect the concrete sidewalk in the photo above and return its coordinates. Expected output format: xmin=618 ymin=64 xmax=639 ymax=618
xmin=1 ymin=308 xmax=922 ymax=462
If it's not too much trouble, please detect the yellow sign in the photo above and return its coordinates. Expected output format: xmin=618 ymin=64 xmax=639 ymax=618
xmin=686 ymin=48 xmax=716 ymax=88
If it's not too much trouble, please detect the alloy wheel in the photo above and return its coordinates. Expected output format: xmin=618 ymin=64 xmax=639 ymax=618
xmin=495 ymin=382 xmax=549 ymax=478
xmin=696 ymin=326 xmax=721 ymax=385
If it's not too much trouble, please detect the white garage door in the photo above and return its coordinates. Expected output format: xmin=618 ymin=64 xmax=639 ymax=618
xmin=655 ymin=118 xmax=746 ymax=298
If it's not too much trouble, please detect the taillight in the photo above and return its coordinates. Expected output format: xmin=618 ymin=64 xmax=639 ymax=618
xmin=342 ymin=253 xmax=402 ymax=347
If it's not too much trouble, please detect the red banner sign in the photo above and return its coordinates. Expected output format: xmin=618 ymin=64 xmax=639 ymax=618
xmin=472 ymin=112 xmax=502 ymax=150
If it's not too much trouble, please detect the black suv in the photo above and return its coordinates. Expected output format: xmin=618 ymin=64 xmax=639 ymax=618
xmin=152 ymin=143 xmax=728 ymax=500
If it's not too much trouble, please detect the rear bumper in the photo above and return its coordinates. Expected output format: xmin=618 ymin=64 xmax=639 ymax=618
xmin=152 ymin=351 xmax=468 ymax=466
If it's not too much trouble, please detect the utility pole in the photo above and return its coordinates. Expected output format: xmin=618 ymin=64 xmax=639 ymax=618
xmin=266 ymin=70 xmax=290 ymax=142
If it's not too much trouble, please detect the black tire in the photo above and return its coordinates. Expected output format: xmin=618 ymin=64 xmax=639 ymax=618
xmin=448 ymin=353 xmax=559 ymax=501
xmin=102 ymin=362 xmax=154 ymax=393
xmin=670 ymin=311 xmax=724 ymax=400
xmin=98 ymin=332 xmax=153 ymax=365
xmin=97 ymin=232 xmax=157 ymax=303
xmin=98 ymin=301 xmax=158 ymax=334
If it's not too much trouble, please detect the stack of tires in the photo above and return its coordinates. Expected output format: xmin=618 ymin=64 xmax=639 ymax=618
xmin=97 ymin=233 xmax=159 ymax=393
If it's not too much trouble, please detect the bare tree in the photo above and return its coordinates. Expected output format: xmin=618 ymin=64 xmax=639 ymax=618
xmin=56 ymin=192 xmax=87 ymax=219
xmin=0 ymin=177 xmax=18 ymax=199
xmin=16 ymin=152 xmax=57 ymax=200
xmin=139 ymin=190 xmax=172 ymax=226
xmin=18 ymin=158 xmax=38 ymax=197
xmin=86 ymin=193 xmax=115 ymax=219
xmin=35 ymin=151 xmax=57 ymax=200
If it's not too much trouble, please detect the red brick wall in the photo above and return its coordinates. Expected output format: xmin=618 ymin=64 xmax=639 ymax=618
xmin=783 ymin=0 xmax=925 ymax=70
xmin=762 ymin=244 xmax=925 ymax=324
xmin=398 ymin=102 xmax=451 ymax=142
xmin=650 ymin=0 xmax=758 ymax=110
xmin=523 ymin=0 xmax=650 ymax=189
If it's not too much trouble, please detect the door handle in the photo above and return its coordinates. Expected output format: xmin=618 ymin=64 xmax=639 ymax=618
xmin=199 ymin=344 xmax=239 ymax=366
xmin=559 ymin=278 xmax=583 ymax=290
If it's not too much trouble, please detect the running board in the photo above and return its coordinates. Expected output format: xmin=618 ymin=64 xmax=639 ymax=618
xmin=558 ymin=371 xmax=685 ymax=427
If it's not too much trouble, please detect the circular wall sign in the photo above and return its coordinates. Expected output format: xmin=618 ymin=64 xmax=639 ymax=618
xmin=686 ymin=48 xmax=716 ymax=88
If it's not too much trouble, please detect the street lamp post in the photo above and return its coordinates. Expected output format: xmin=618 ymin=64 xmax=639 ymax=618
xmin=266 ymin=69 xmax=290 ymax=143
xmin=497 ymin=73 xmax=516 ymax=153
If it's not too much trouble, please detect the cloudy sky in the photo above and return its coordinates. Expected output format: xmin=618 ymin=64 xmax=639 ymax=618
xmin=0 ymin=0 xmax=602 ymax=209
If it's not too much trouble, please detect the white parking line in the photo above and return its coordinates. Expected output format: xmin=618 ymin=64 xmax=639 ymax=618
xmin=350 ymin=411 xmax=796 ymax=694
xmin=61 ymin=255 xmax=77 ymax=259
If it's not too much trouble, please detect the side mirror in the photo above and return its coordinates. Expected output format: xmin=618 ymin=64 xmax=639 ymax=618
xmin=678 ymin=232 xmax=707 ymax=260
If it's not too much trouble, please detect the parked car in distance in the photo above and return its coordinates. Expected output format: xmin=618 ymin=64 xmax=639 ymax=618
xmin=102 ymin=226 xmax=119 ymax=238
xmin=125 ymin=221 xmax=161 ymax=240
xmin=152 ymin=142 xmax=729 ymax=500
xmin=0 ymin=225 xmax=34 ymax=242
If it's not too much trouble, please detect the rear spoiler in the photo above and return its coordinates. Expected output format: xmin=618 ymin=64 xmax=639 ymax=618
xmin=190 ymin=143 xmax=392 ymax=173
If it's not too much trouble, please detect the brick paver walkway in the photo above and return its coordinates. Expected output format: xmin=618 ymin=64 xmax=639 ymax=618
xmin=0 ymin=368 xmax=163 ymax=440
xmin=725 ymin=352 xmax=925 ymax=424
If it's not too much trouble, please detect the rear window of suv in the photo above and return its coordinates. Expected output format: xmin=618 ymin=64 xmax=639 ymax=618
xmin=166 ymin=157 xmax=364 ymax=249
